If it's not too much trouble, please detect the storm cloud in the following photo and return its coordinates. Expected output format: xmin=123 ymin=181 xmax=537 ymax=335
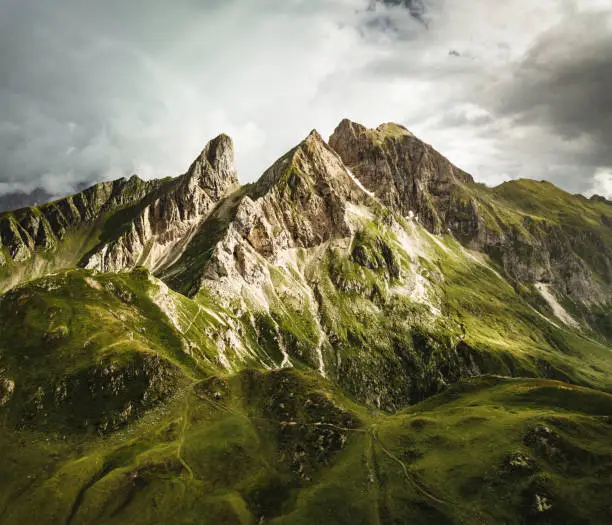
xmin=0 ymin=0 xmax=611 ymax=200
xmin=375 ymin=0 xmax=429 ymax=27
xmin=492 ymin=11 xmax=612 ymax=191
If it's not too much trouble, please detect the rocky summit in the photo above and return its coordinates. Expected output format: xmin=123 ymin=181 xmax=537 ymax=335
xmin=1 ymin=120 xmax=611 ymax=525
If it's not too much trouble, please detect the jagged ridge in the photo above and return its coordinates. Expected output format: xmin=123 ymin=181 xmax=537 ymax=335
xmin=331 ymin=119 xmax=612 ymax=320
xmin=0 ymin=134 xmax=238 ymax=292
xmin=1 ymin=119 xmax=612 ymax=524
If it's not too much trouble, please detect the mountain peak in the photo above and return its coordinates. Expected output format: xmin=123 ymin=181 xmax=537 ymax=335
xmin=376 ymin=122 xmax=413 ymax=138
xmin=185 ymin=133 xmax=238 ymax=196
xmin=253 ymin=126 xmax=372 ymax=204
xmin=332 ymin=119 xmax=413 ymax=146
xmin=203 ymin=133 xmax=234 ymax=168
xmin=591 ymin=193 xmax=612 ymax=205
xmin=306 ymin=128 xmax=324 ymax=141
xmin=336 ymin=118 xmax=364 ymax=130
xmin=329 ymin=119 xmax=473 ymax=233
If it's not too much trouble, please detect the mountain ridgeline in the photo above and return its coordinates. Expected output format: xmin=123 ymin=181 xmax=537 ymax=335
xmin=1 ymin=120 xmax=612 ymax=525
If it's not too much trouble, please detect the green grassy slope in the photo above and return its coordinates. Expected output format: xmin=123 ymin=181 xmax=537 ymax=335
xmin=1 ymin=225 xmax=611 ymax=524
xmin=200 ymin=197 xmax=612 ymax=410
xmin=466 ymin=179 xmax=612 ymax=315
xmin=0 ymin=269 xmax=199 ymax=434
xmin=492 ymin=180 xmax=612 ymax=241
xmin=0 ymin=266 xmax=289 ymax=434
xmin=330 ymin=120 xmax=612 ymax=339
xmin=1 ymin=370 xmax=610 ymax=524
xmin=489 ymin=179 xmax=612 ymax=337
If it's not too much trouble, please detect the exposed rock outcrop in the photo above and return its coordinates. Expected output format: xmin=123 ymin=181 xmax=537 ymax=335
xmin=81 ymin=134 xmax=238 ymax=274
xmin=0 ymin=176 xmax=156 ymax=263
xmin=329 ymin=119 xmax=612 ymax=310
xmin=329 ymin=119 xmax=473 ymax=234
xmin=165 ymin=129 xmax=372 ymax=297
xmin=0 ymin=134 xmax=238 ymax=290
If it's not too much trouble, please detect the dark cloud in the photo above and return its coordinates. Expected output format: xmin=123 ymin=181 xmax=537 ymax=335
xmin=463 ymin=9 xmax=612 ymax=196
xmin=494 ymin=12 xmax=612 ymax=168
xmin=361 ymin=0 xmax=432 ymax=40
xmin=356 ymin=2 xmax=612 ymax=196
xmin=0 ymin=0 xmax=384 ymax=196
xmin=0 ymin=188 xmax=55 ymax=213
xmin=375 ymin=0 xmax=429 ymax=27
xmin=0 ymin=0 xmax=253 ymax=195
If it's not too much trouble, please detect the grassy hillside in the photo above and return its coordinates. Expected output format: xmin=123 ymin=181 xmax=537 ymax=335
xmin=205 ymin=201 xmax=612 ymax=409
xmin=1 ymin=370 xmax=611 ymax=524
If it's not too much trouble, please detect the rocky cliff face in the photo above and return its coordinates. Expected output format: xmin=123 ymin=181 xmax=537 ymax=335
xmin=80 ymin=134 xmax=238 ymax=274
xmin=329 ymin=119 xmax=473 ymax=234
xmin=0 ymin=134 xmax=237 ymax=291
xmin=487 ymin=181 xmax=612 ymax=306
xmin=0 ymin=176 xmax=153 ymax=262
xmin=162 ymin=130 xmax=372 ymax=295
xmin=206 ymin=130 xmax=367 ymax=276
xmin=1 ymin=121 xmax=611 ymax=401
xmin=0 ymin=176 xmax=160 ymax=291
xmin=2 ymin=121 xmax=612 ymax=525
xmin=329 ymin=119 xmax=612 ymax=315
xmin=158 ymin=128 xmax=612 ymax=410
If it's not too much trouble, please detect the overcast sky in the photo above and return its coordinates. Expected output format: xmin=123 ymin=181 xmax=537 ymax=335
xmin=1 ymin=0 xmax=611 ymax=198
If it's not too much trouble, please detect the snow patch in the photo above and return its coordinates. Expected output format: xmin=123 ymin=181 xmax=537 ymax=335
xmin=405 ymin=210 xmax=420 ymax=223
xmin=346 ymin=168 xmax=374 ymax=197
xmin=535 ymin=283 xmax=580 ymax=329
xmin=280 ymin=348 xmax=293 ymax=369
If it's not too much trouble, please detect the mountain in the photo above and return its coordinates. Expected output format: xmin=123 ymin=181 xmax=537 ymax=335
xmin=0 ymin=134 xmax=237 ymax=292
xmin=330 ymin=119 xmax=612 ymax=308
xmin=1 ymin=120 xmax=611 ymax=524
